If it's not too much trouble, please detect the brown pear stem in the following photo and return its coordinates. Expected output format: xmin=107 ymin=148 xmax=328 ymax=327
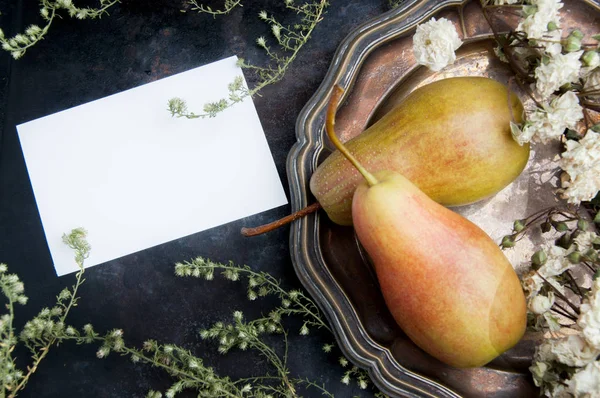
xmin=326 ymin=86 xmax=379 ymax=187
xmin=241 ymin=202 xmax=322 ymax=237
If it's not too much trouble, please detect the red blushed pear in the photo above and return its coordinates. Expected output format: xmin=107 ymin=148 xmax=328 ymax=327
xmin=326 ymin=86 xmax=527 ymax=368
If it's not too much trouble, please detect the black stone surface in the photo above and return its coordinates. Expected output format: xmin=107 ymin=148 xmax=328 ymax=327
xmin=0 ymin=1 xmax=396 ymax=397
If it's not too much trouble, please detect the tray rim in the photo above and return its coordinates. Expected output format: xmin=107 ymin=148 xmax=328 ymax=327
xmin=286 ymin=0 xmax=600 ymax=397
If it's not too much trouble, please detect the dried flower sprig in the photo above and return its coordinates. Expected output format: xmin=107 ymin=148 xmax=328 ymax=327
xmin=0 ymin=0 xmax=119 ymax=60
xmin=167 ymin=75 xmax=248 ymax=119
xmin=0 ymin=228 xmax=89 ymax=398
xmin=504 ymin=205 xmax=600 ymax=397
xmin=175 ymin=257 xmax=331 ymax=333
xmin=174 ymin=257 xmax=384 ymax=394
xmin=2 ymin=245 xmax=385 ymax=397
xmin=168 ymin=0 xmax=329 ymax=119
xmin=188 ymin=0 xmax=243 ymax=16
xmin=482 ymin=0 xmax=600 ymax=205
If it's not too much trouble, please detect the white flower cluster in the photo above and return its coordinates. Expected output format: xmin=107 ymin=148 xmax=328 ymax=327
xmin=518 ymin=0 xmax=563 ymax=56
xmin=579 ymin=278 xmax=600 ymax=351
xmin=412 ymin=17 xmax=462 ymax=72
xmin=513 ymin=91 xmax=583 ymax=145
xmin=522 ymin=229 xmax=600 ymax=397
xmin=500 ymin=0 xmax=600 ymax=204
xmin=535 ymin=51 xmax=583 ymax=99
xmin=561 ymin=131 xmax=600 ymax=204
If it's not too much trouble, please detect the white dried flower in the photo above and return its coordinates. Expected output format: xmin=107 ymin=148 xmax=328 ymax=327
xmin=567 ymin=361 xmax=600 ymax=397
xmin=529 ymin=292 xmax=555 ymax=314
xmin=561 ymin=131 xmax=600 ymax=204
xmin=529 ymin=360 xmax=550 ymax=387
xmin=494 ymin=0 xmax=519 ymax=4
xmin=412 ymin=17 xmax=462 ymax=72
xmin=578 ymin=278 xmax=600 ymax=350
xmin=539 ymin=28 xmax=563 ymax=57
xmin=515 ymin=91 xmax=583 ymax=144
xmin=517 ymin=0 xmax=562 ymax=41
xmin=96 ymin=346 xmax=110 ymax=359
xmin=299 ymin=324 xmax=309 ymax=335
xmin=241 ymin=384 xmax=252 ymax=393
xmin=548 ymin=335 xmax=600 ymax=367
xmin=574 ymin=231 xmax=598 ymax=252
xmin=341 ymin=375 xmax=350 ymax=385
xmin=233 ymin=311 xmax=243 ymax=322
xmin=539 ymin=245 xmax=575 ymax=279
xmin=535 ymin=51 xmax=583 ymax=99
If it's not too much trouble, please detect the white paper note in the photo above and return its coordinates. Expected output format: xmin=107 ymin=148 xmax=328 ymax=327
xmin=17 ymin=56 xmax=288 ymax=276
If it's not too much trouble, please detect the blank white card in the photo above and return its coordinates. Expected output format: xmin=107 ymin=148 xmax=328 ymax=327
xmin=18 ymin=56 xmax=288 ymax=276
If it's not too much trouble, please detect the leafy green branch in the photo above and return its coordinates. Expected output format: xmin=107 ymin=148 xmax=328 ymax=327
xmin=188 ymin=0 xmax=243 ymax=16
xmin=168 ymin=0 xmax=329 ymax=119
xmin=1 ymin=244 xmax=384 ymax=397
xmin=1 ymin=228 xmax=89 ymax=398
xmin=0 ymin=0 xmax=119 ymax=60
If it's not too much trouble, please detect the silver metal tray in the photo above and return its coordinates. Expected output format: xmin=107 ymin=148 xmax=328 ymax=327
xmin=286 ymin=0 xmax=600 ymax=396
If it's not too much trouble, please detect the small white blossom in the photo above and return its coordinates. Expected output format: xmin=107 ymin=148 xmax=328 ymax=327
xmin=233 ymin=311 xmax=243 ymax=322
xmin=517 ymin=0 xmax=562 ymax=41
xmin=96 ymin=346 xmax=110 ymax=359
xmin=515 ymin=91 xmax=583 ymax=145
xmin=578 ymin=278 xmax=600 ymax=350
xmin=540 ymin=29 xmax=563 ymax=57
xmin=535 ymin=51 xmax=583 ymax=99
xmin=548 ymin=335 xmax=600 ymax=367
xmin=358 ymin=379 xmax=368 ymax=389
xmin=341 ymin=375 xmax=350 ymax=385
xmin=529 ymin=292 xmax=555 ymax=314
xmin=574 ymin=231 xmax=598 ymax=252
xmin=539 ymin=245 xmax=575 ymax=279
xmin=567 ymin=361 xmax=600 ymax=397
xmin=412 ymin=17 xmax=462 ymax=72
xmin=529 ymin=360 xmax=550 ymax=387
xmin=561 ymin=131 xmax=600 ymax=204
xmin=299 ymin=324 xmax=309 ymax=335
xmin=494 ymin=0 xmax=519 ymax=4
xmin=241 ymin=384 xmax=252 ymax=394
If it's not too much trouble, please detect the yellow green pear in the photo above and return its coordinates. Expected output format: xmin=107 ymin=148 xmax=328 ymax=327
xmin=310 ymin=77 xmax=530 ymax=225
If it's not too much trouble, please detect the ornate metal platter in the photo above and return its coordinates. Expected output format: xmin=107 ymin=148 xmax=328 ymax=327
xmin=286 ymin=0 xmax=600 ymax=396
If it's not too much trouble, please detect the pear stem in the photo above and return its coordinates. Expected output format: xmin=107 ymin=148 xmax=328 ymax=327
xmin=241 ymin=202 xmax=321 ymax=237
xmin=326 ymin=86 xmax=379 ymax=187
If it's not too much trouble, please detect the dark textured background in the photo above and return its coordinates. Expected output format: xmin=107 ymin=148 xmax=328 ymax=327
xmin=0 ymin=0 xmax=397 ymax=396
